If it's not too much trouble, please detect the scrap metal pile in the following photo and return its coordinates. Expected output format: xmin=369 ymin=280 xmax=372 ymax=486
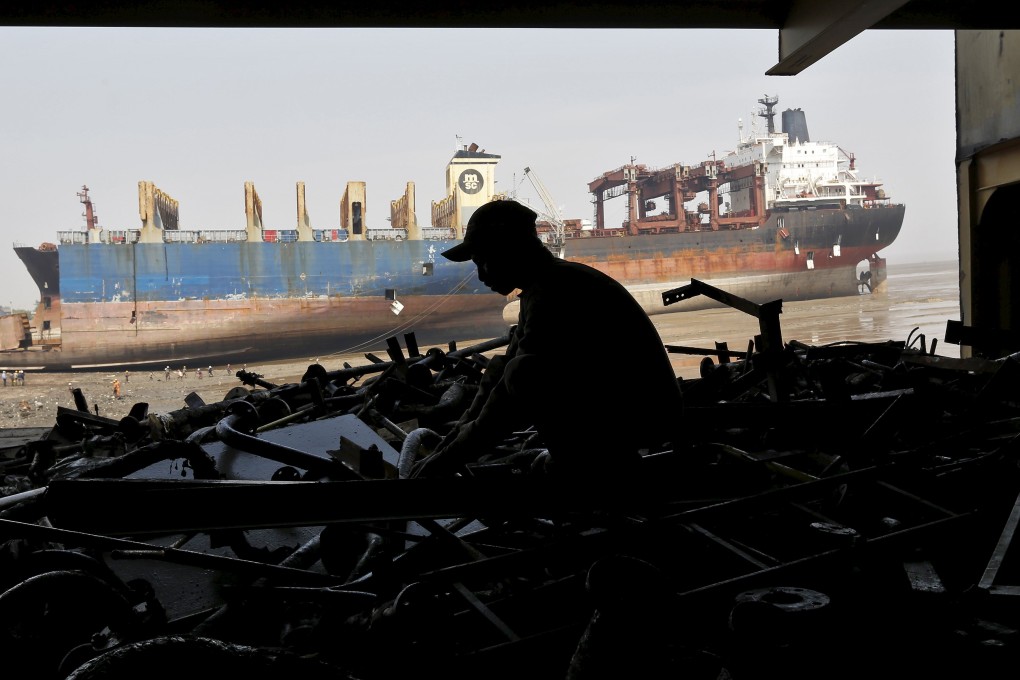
xmin=2 ymin=282 xmax=1020 ymax=679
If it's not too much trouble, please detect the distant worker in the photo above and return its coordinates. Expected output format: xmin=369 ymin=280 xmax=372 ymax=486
xmin=112 ymin=378 xmax=121 ymax=399
xmin=208 ymin=365 xmax=214 ymax=377
xmin=1 ymin=370 xmax=6 ymax=387
xmin=164 ymin=365 xmax=171 ymax=381
xmin=197 ymin=367 xmax=204 ymax=379
xmin=411 ymin=200 xmax=684 ymax=480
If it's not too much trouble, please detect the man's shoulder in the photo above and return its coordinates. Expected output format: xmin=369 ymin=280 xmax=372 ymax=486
xmin=547 ymin=258 xmax=631 ymax=292
xmin=548 ymin=257 xmax=612 ymax=279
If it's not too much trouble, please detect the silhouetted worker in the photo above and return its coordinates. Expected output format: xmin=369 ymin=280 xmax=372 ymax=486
xmin=411 ymin=199 xmax=683 ymax=479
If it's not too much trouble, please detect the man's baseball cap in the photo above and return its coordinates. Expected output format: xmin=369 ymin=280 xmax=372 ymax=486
xmin=441 ymin=200 xmax=539 ymax=262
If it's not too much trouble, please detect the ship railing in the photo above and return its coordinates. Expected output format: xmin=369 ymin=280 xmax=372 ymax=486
xmin=366 ymin=228 xmax=409 ymax=241
xmin=595 ymin=163 xmax=634 ymax=179
xmin=57 ymin=230 xmax=141 ymax=245
xmin=105 ymin=230 xmax=140 ymax=244
xmin=422 ymin=227 xmax=456 ymax=240
xmin=58 ymin=231 xmax=88 ymax=245
xmin=861 ymin=198 xmax=896 ymax=208
xmin=160 ymin=229 xmax=250 ymax=243
xmin=193 ymin=230 xmax=248 ymax=243
xmin=261 ymin=230 xmax=299 ymax=243
xmin=313 ymin=229 xmax=350 ymax=242
xmin=162 ymin=230 xmax=197 ymax=243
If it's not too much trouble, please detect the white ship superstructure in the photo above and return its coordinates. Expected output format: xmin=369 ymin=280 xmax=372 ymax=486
xmin=724 ymin=131 xmax=889 ymax=215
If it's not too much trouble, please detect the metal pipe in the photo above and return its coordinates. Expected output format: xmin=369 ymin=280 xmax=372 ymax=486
xmin=256 ymin=403 xmax=316 ymax=433
xmin=184 ymin=424 xmax=219 ymax=444
xmin=367 ymin=408 xmax=408 ymax=443
xmin=345 ymin=532 xmax=386 ymax=582
xmin=398 ymin=428 xmax=442 ymax=479
xmin=0 ymin=518 xmax=344 ymax=586
xmin=278 ymin=533 xmax=323 ymax=571
xmin=0 ymin=569 xmax=137 ymax=635
xmin=215 ymin=402 xmax=359 ymax=480
xmin=0 ymin=487 xmax=44 ymax=510
xmin=71 ymin=440 xmax=220 ymax=480
xmin=215 ymin=407 xmax=359 ymax=481
xmin=320 ymin=333 xmax=512 ymax=387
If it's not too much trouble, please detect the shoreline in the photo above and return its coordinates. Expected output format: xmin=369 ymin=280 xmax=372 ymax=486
xmin=0 ymin=358 xmax=319 ymax=429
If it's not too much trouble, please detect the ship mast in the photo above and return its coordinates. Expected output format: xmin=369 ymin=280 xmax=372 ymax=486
xmin=757 ymin=95 xmax=779 ymax=135
xmin=77 ymin=185 xmax=98 ymax=230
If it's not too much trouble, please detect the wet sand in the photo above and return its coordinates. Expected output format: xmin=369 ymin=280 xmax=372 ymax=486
xmin=0 ymin=355 xmax=365 ymax=429
xmin=654 ymin=260 xmax=961 ymax=378
xmin=0 ymin=260 xmax=960 ymax=430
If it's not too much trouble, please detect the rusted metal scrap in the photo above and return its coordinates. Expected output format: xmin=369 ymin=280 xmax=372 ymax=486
xmin=2 ymin=321 xmax=1020 ymax=679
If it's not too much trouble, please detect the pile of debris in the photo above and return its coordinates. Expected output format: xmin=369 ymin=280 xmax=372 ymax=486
xmin=2 ymin=285 xmax=1020 ymax=679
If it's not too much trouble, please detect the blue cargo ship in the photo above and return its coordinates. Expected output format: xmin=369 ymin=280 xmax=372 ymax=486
xmin=5 ymin=145 xmax=512 ymax=369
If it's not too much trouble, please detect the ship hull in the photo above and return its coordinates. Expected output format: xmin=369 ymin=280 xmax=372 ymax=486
xmin=8 ymin=238 xmax=512 ymax=369
xmin=50 ymin=293 xmax=507 ymax=370
xmin=4 ymin=204 xmax=904 ymax=371
xmin=505 ymin=204 xmax=903 ymax=320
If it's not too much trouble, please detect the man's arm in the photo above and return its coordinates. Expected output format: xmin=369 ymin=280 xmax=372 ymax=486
xmin=409 ymin=377 xmax=516 ymax=477
xmin=410 ymin=327 xmax=522 ymax=477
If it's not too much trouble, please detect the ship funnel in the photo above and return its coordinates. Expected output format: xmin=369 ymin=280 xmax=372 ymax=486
xmin=782 ymin=108 xmax=810 ymax=143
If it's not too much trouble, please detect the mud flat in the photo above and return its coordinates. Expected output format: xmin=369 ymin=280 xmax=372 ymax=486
xmin=0 ymin=353 xmax=370 ymax=429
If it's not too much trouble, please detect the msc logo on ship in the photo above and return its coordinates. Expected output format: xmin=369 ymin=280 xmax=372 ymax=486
xmin=458 ymin=170 xmax=484 ymax=195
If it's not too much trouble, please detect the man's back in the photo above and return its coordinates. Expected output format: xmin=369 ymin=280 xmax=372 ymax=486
xmin=511 ymin=257 xmax=682 ymax=464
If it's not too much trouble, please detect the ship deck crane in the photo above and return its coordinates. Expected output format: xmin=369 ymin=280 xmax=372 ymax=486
xmin=523 ymin=166 xmax=565 ymax=254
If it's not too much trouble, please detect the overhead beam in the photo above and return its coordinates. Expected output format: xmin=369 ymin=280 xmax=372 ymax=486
xmin=766 ymin=0 xmax=912 ymax=76
xmin=2 ymin=1 xmax=1018 ymax=31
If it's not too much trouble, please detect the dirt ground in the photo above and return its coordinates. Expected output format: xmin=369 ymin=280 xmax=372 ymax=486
xmin=0 ymin=351 xmax=400 ymax=429
xmin=0 ymin=330 xmax=525 ymax=430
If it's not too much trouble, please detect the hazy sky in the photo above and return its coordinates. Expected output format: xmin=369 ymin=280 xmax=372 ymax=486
xmin=0 ymin=27 xmax=956 ymax=308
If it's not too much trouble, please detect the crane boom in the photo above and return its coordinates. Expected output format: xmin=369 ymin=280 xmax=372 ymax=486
xmin=523 ymin=166 xmax=565 ymax=249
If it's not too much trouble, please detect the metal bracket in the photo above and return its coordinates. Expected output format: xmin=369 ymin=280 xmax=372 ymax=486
xmin=662 ymin=279 xmax=786 ymax=401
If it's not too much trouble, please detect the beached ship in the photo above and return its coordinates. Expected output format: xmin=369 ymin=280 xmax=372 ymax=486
xmin=510 ymin=95 xmax=905 ymax=320
xmin=2 ymin=96 xmax=903 ymax=370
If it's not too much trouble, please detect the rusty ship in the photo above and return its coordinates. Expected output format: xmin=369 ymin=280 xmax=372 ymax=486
xmin=2 ymin=96 xmax=904 ymax=370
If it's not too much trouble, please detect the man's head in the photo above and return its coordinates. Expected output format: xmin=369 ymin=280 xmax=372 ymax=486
xmin=441 ymin=200 xmax=540 ymax=263
xmin=442 ymin=200 xmax=544 ymax=295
